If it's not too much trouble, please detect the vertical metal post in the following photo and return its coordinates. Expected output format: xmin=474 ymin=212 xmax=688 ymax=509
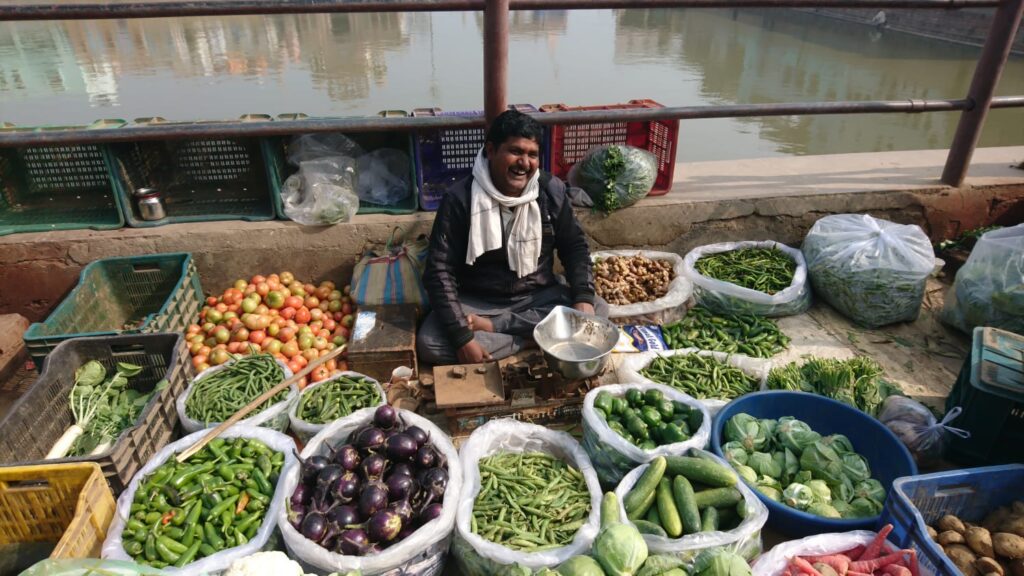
xmin=941 ymin=0 xmax=1024 ymax=186
xmin=483 ymin=0 xmax=509 ymax=126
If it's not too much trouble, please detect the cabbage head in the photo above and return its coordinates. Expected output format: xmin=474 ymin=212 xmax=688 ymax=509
xmin=735 ymin=464 xmax=757 ymax=485
xmin=723 ymin=441 xmax=750 ymax=466
xmin=783 ymin=483 xmax=816 ymax=511
xmin=806 ymin=502 xmax=842 ymax=519
xmin=841 ymin=453 xmax=872 ymax=483
xmin=830 ymin=474 xmax=855 ymax=503
xmin=847 ymin=497 xmax=883 ymax=518
xmin=725 ymin=414 xmax=768 ymax=452
xmin=793 ymin=470 xmax=812 ymax=485
xmin=807 ymin=479 xmax=832 ymax=504
xmin=556 ymin=556 xmax=606 ymax=576
xmin=782 ymin=449 xmax=800 ymax=480
xmin=757 ymin=485 xmax=783 ymax=502
xmin=760 ymin=418 xmax=779 ymax=440
xmin=748 ymin=452 xmax=782 ymax=479
xmin=799 ymin=441 xmax=844 ymax=485
xmin=497 ymin=564 xmax=533 ymax=576
xmin=756 ymin=474 xmax=782 ymax=492
xmin=593 ymin=522 xmax=648 ymax=576
xmin=854 ymin=479 xmax=886 ymax=503
xmin=777 ymin=417 xmax=821 ymax=454
xmin=821 ymin=434 xmax=855 ymax=454
xmin=693 ymin=550 xmax=753 ymax=576
xmin=831 ymin=500 xmax=853 ymax=518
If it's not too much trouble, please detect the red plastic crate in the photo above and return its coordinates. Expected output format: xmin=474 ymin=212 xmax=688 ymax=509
xmin=541 ymin=99 xmax=678 ymax=196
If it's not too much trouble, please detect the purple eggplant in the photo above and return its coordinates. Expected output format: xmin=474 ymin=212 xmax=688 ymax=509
xmin=414 ymin=446 xmax=437 ymax=469
xmin=296 ymin=452 xmax=332 ymax=484
xmin=326 ymin=504 xmax=361 ymax=528
xmin=388 ymin=462 xmax=414 ymax=479
xmin=355 ymin=427 xmax=386 ymax=452
xmin=330 ymin=471 xmax=362 ymax=503
xmin=333 ymin=444 xmax=362 ymax=471
xmin=397 ymin=524 xmax=418 ymax=540
xmin=404 ymin=425 xmax=429 ymax=448
xmin=385 ymin=434 xmax=418 ymax=462
xmin=287 ymin=502 xmax=307 ymax=530
xmin=373 ymin=405 xmax=398 ymax=430
xmin=367 ymin=510 xmax=403 ymax=542
xmin=360 ymin=453 xmax=387 ymax=480
xmin=418 ymin=467 xmax=448 ymax=500
xmin=291 ymin=482 xmax=313 ymax=507
xmin=358 ymin=482 xmax=390 ymax=517
xmin=317 ymin=464 xmax=344 ymax=487
xmin=337 ymin=528 xmax=369 ymax=555
xmin=388 ymin=499 xmax=415 ymax=524
xmin=301 ymin=511 xmax=328 ymax=543
xmin=385 ymin=472 xmax=415 ymax=501
xmin=420 ymin=503 xmax=443 ymax=523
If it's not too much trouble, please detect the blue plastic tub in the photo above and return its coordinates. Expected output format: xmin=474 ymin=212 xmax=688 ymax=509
xmin=711 ymin=391 xmax=918 ymax=537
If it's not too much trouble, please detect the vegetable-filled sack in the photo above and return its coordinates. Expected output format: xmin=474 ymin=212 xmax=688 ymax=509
xmin=351 ymin=228 xmax=429 ymax=308
xmin=101 ymin=425 xmax=296 ymax=575
xmin=582 ymin=383 xmax=711 ymax=488
xmin=802 ymin=214 xmax=936 ymax=328
xmin=287 ymin=371 xmax=386 ymax=443
xmin=942 ymin=224 xmax=1024 ymax=335
xmin=614 ymin=450 xmax=769 ymax=566
xmin=592 ymin=250 xmax=694 ymax=326
xmin=176 ymin=356 xmax=297 ymax=434
xmin=569 ymin=144 xmax=658 ymax=213
xmin=20 ymin=559 xmax=167 ymax=576
xmin=277 ymin=407 xmax=462 ymax=576
xmin=878 ymin=395 xmax=969 ymax=468
xmin=751 ymin=529 xmax=897 ymax=576
xmin=452 ymin=419 xmax=603 ymax=575
xmin=683 ymin=241 xmax=810 ymax=317
xmin=282 ymin=156 xmax=360 ymax=226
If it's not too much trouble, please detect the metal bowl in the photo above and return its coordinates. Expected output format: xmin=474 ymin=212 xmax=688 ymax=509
xmin=533 ymin=306 xmax=618 ymax=380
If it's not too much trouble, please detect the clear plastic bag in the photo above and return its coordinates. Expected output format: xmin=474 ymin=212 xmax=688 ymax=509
xmin=286 ymin=371 xmax=386 ymax=443
xmin=591 ymin=250 xmax=694 ymax=326
xmin=277 ymin=407 xmax=462 ymax=576
xmin=287 ymin=133 xmax=364 ymax=167
xmin=614 ymin=449 xmax=769 ymax=566
xmin=569 ymin=144 xmax=658 ymax=213
xmin=282 ymin=157 xmax=360 ymax=226
xmin=802 ymin=214 xmax=936 ymax=328
xmin=176 ymin=359 xmax=297 ymax=434
xmin=581 ymin=383 xmax=711 ymax=487
xmin=941 ymin=224 xmax=1024 ymax=334
xmin=750 ymin=530 xmax=894 ymax=576
xmin=102 ymin=425 xmax=297 ymax=575
xmin=878 ymin=395 xmax=969 ymax=467
xmin=356 ymin=148 xmax=412 ymax=206
xmin=19 ymin=559 xmax=168 ymax=576
xmin=452 ymin=419 xmax=603 ymax=575
xmin=683 ymin=241 xmax=811 ymax=317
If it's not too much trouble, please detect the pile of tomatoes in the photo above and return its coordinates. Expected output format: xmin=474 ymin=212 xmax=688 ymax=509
xmin=185 ymin=271 xmax=355 ymax=387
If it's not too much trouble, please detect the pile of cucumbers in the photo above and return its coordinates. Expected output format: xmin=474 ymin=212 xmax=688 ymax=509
xmin=593 ymin=388 xmax=704 ymax=450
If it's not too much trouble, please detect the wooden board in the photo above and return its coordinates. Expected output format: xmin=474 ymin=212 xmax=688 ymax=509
xmin=433 ymin=362 xmax=505 ymax=409
xmin=348 ymin=304 xmax=418 ymax=380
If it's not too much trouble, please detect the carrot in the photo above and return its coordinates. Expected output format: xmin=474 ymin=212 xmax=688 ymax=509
xmin=846 ymin=572 xmax=872 ymax=576
xmin=859 ymin=525 xmax=895 ymax=561
xmin=906 ymin=548 xmax=919 ymax=576
xmin=792 ymin=556 xmax=825 ymax=576
xmin=782 ymin=570 xmax=792 ymax=576
xmin=849 ymin=550 xmax=911 ymax=573
xmin=881 ymin=565 xmax=912 ymax=576
xmin=840 ymin=545 xmax=866 ymax=561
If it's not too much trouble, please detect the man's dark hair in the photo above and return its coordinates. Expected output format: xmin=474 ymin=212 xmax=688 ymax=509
xmin=486 ymin=109 xmax=544 ymax=148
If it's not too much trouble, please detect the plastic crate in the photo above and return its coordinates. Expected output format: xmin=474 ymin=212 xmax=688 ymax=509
xmin=945 ymin=349 xmax=1024 ymax=467
xmin=0 ymin=462 xmax=116 ymax=560
xmin=23 ymin=252 xmax=203 ymax=367
xmin=266 ymin=111 xmax=419 ymax=217
xmin=541 ymin=99 xmax=678 ymax=196
xmin=880 ymin=464 xmax=1024 ymax=576
xmin=106 ymin=115 xmax=277 ymax=227
xmin=0 ymin=120 xmax=126 ymax=236
xmin=0 ymin=334 xmax=191 ymax=494
xmin=412 ymin=104 xmax=545 ymax=211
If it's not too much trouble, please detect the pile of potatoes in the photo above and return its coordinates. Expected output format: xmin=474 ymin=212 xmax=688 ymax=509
xmin=594 ymin=254 xmax=675 ymax=306
xmin=929 ymin=502 xmax=1024 ymax=576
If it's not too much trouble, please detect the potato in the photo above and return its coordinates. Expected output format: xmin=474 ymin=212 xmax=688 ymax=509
xmin=1001 ymin=518 xmax=1024 ymax=538
xmin=968 ymin=527 xmax=997 ymax=557
xmin=986 ymin=508 xmax=1014 ymax=532
xmin=928 ymin=525 xmax=940 ymax=540
xmin=994 ymin=533 xmax=1024 ymax=560
xmin=1008 ymin=558 xmax=1024 ymax=576
xmin=941 ymin=530 xmax=969 ymax=546
xmin=813 ymin=563 xmax=840 ymax=576
xmin=941 ymin=515 xmax=969 ymax=534
xmin=977 ymin=557 xmax=1005 ymax=576
xmin=948 ymin=544 xmax=980 ymax=576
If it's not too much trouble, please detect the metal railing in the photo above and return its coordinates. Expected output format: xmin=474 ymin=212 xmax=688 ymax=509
xmin=1 ymin=0 xmax=1022 ymax=187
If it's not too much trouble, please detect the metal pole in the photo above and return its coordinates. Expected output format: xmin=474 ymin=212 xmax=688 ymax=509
xmin=483 ymin=0 xmax=510 ymax=126
xmin=941 ymin=0 xmax=1024 ymax=186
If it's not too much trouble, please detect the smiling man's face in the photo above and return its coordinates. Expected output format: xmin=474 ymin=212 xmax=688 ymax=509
xmin=485 ymin=136 xmax=540 ymax=197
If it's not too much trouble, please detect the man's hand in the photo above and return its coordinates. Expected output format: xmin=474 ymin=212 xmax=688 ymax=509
xmin=457 ymin=339 xmax=492 ymax=364
xmin=573 ymin=302 xmax=595 ymax=315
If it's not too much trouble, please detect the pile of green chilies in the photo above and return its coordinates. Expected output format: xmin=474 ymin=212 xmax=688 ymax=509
xmin=695 ymin=247 xmax=796 ymax=295
xmin=296 ymin=375 xmax=382 ymax=424
xmin=662 ymin=306 xmax=790 ymax=358
xmin=185 ymin=354 xmax=287 ymax=424
xmin=472 ymin=452 xmax=592 ymax=551
xmin=640 ymin=354 xmax=759 ymax=400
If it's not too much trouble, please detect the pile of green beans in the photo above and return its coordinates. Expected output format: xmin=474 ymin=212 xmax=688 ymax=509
xmin=185 ymin=354 xmax=286 ymax=424
xmin=121 ymin=437 xmax=284 ymax=569
xmin=471 ymin=452 xmax=592 ymax=551
xmin=695 ymin=248 xmax=796 ymax=295
xmin=662 ymin=306 xmax=790 ymax=358
xmin=296 ymin=375 xmax=383 ymax=424
xmin=640 ymin=354 xmax=759 ymax=400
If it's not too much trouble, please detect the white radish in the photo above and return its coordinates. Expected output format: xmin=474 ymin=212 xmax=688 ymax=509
xmin=89 ymin=440 xmax=114 ymax=455
xmin=46 ymin=424 xmax=85 ymax=459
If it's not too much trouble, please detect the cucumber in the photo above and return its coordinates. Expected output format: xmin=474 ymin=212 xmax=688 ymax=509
xmin=693 ymin=487 xmax=743 ymax=509
xmin=736 ymin=498 xmax=748 ymax=519
xmin=717 ymin=506 xmax=740 ymax=530
xmin=671 ymin=475 xmax=701 ymax=535
xmin=656 ymin=478 xmax=683 ymax=538
xmin=700 ymin=506 xmax=719 ymax=532
xmin=600 ymin=492 xmax=620 ymax=528
xmin=624 ymin=456 xmax=666 ymax=516
xmin=645 ymin=504 xmax=661 ymax=526
xmin=633 ymin=519 xmax=668 ymax=537
xmin=663 ymin=455 xmax=737 ymax=487
xmin=626 ymin=487 xmax=657 ymax=522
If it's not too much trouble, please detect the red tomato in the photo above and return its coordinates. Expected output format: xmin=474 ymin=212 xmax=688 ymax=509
xmin=317 ymin=329 xmax=331 ymax=340
xmin=295 ymin=307 xmax=312 ymax=325
xmin=215 ymin=302 xmax=229 ymax=313
xmin=333 ymin=312 xmax=344 ymax=322
xmin=288 ymin=359 xmax=303 ymax=374
xmin=249 ymin=330 xmax=266 ymax=345
xmin=278 ymin=326 xmax=296 ymax=343
xmin=192 ymin=355 xmax=208 ymax=369
xmin=256 ymin=282 xmax=270 ymax=297
xmin=265 ymin=339 xmax=283 ymax=355
xmin=342 ymin=302 xmax=353 ymax=315
xmin=251 ymin=274 xmax=267 ymax=285
xmin=280 ymin=307 xmax=296 ymax=321
xmin=304 ymin=296 xmax=320 ymax=309
xmin=341 ymin=315 xmax=354 ymax=329
xmin=322 ymin=318 xmax=336 ymax=332
xmin=310 ymin=365 xmax=330 ymax=383
xmin=315 ymin=286 xmax=331 ymax=301
xmin=337 ymin=361 xmax=348 ymax=371
xmin=284 ymin=296 xmax=303 ymax=310
xmin=282 ymin=340 xmax=300 ymax=359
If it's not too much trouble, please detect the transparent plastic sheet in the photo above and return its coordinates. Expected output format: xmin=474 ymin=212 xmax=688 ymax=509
xmin=581 ymin=383 xmax=711 ymax=488
xmin=802 ymin=214 xmax=936 ymax=328
xmin=569 ymin=144 xmax=658 ymax=213
xmin=877 ymin=395 xmax=970 ymax=467
xmin=614 ymin=449 xmax=769 ymax=566
xmin=287 ymin=133 xmax=364 ymax=167
xmin=20 ymin=559 xmax=169 ymax=576
xmin=750 ymin=530 xmax=897 ymax=576
xmin=941 ymin=224 xmax=1024 ymax=335
xmin=356 ymin=149 xmax=412 ymax=206
xmin=591 ymin=250 xmax=694 ymax=326
xmin=277 ymin=407 xmax=462 ymax=576
xmin=101 ymin=425 xmax=297 ymax=575
xmin=452 ymin=419 xmax=603 ymax=575
xmin=282 ymin=157 xmax=360 ymax=226
xmin=615 ymin=349 xmax=771 ymax=416
xmin=176 ymin=360 xmax=297 ymax=433
xmin=683 ymin=241 xmax=811 ymax=317
xmin=286 ymin=371 xmax=387 ymax=443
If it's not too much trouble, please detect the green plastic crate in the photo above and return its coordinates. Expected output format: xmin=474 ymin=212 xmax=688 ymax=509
xmin=265 ymin=111 xmax=419 ymax=218
xmin=0 ymin=121 xmax=126 ymax=236
xmin=23 ymin=253 xmax=204 ymax=367
xmin=106 ymin=116 xmax=278 ymax=227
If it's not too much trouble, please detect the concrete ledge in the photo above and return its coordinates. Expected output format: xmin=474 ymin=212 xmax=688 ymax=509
xmin=2 ymin=146 xmax=1022 ymax=322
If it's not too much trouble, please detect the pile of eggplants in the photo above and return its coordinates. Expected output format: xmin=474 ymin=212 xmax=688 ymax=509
xmin=286 ymin=405 xmax=449 ymax=555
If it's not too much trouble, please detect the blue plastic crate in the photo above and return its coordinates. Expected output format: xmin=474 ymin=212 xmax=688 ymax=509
xmin=880 ymin=464 xmax=1024 ymax=576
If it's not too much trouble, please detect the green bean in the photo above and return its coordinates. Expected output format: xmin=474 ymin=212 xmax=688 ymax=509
xmin=639 ymin=354 xmax=758 ymax=400
xmin=296 ymin=375 xmax=383 ymax=424
xmin=184 ymin=354 xmax=287 ymax=424
xmin=662 ymin=306 xmax=790 ymax=358
xmin=695 ymin=247 xmax=796 ymax=295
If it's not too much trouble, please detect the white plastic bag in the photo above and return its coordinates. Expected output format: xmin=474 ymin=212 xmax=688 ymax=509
xmin=277 ymin=407 xmax=462 ymax=576
xmin=683 ymin=241 xmax=811 ymax=317
xmin=176 ymin=359 xmax=297 ymax=434
xmin=20 ymin=559 xmax=167 ymax=576
xmin=592 ymin=250 xmax=694 ymax=326
xmin=102 ymin=425 xmax=297 ymax=575
xmin=282 ymin=157 xmax=360 ymax=226
xmin=356 ymin=149 xmax=412 ymax=206
xmin=802 ymin=214 xmax=936 ymax=328
xmin=878 ymin=395 xmax=969 ymax=467
xmin=942 ymin=224 xmax=1024 ymax=334
xmin=751 ymin=530 xmax=896 ymax=576
xmin=616 ymin=349 xmax=771 ymax=415
xmin=615 ymin=449 xmax=769 ymax=564
xmin=286 ymin=371 xmax=386 ymax=443
xmin=452 ymin=419 xmax=603 ymax=575
xmin=581 ymin=383 xmax=711 ymax=487
xmin=287 ymin=133 xmax=364 ymax=166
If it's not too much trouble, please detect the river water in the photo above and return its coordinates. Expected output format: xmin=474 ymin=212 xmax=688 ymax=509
xmin=1 ymin=9 xmax=1021 ymax=161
